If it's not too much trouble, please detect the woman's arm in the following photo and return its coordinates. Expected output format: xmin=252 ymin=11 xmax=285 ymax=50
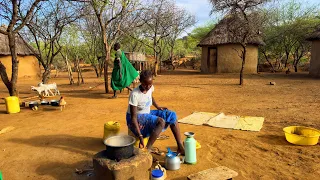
xmin=116 ymin=50 xmax=122 ymax=78
xmin=118 ymin=59 xmax=122 ymax=78
xmin=152 ymin=97 xmax=167 ymax=110
xmin=130 ymin=105 xmax=145 ymax=147
xmin=130 ymin=105 xmax=142 ymax=136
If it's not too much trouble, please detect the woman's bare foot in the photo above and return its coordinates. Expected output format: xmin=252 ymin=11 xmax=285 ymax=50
xmin=110 ymin=95 xmax=117 ymax=99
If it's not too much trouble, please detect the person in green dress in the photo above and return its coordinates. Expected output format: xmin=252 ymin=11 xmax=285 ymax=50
xmin=111 ymin=43 xmax=139 ymax=98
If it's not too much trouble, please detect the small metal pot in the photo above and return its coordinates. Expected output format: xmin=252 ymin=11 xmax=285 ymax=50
xmin=103 ymin=135 xmax=136 ymax=161
xmin=50 ymin=100 xmax=59 ymax=106
xmin=40 ymin=100 xmax=50 ymax=105
xmin=29 ymin=101 xmax=39 ymax=109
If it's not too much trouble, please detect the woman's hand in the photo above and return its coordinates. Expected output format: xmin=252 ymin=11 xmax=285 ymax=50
xmin=139 ymin=135 xmax=145 ymax=148
xmin=158 ymin=107 xmax=167 ymax=110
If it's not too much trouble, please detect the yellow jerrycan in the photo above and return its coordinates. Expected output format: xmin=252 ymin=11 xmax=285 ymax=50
xmin=103 ymin=121 xmax=120 ymax=142
xmin=5 ymin=96 xmax=20 ymax=114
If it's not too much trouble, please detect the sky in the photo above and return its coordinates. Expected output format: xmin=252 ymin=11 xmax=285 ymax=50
xmin=1 ymin=0 xmax=319 ymax=36
xmin=176 ymin=0 xmax=214 ymax=36
xmin=176 ymin=0 xmax=320 ymax=36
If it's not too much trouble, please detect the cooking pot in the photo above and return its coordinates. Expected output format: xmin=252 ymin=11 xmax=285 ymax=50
xmin=40 ymin=100 xmax=50 ymax=105
xmin=165 ymin=148 xmax=184 ymax=170
xmin=50 ymin=100 xmax=59 ymax=106
xmin=29 ymin=101 xmax=39 ymax=109
xmin=103 ymin=135 xmax=136 ymax=161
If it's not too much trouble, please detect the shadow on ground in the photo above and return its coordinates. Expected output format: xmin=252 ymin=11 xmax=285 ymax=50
xmin=171 ymin=177 xmax=188 ymax=180
xmin=36 ymin=160 xmax=94 ymax=180
xmin=160 ymin=69 xmax=201 ymax=76
xmin=63 ymin=89 xmax=129 ymax=99
xmin=0 ymin=110 xmax=6 ymax=114
xmin=10 ymin=134 xmax=103 ymax=156
xmin=257 ymin=134 xmax=290 ymax=146
xmin=9 ymin=135 xmax=102 ymax=179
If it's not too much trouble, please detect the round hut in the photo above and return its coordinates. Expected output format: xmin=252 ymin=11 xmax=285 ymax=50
xmin=306 ymin=29 xmax=320 ymax=77
xmin=0 ymin=32 xmax=39 ymax=79
xmin=198 ymin=14 xmax=264 ymax=74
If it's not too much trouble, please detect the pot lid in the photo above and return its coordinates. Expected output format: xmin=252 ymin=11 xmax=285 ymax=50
xmin=184 ymin=132 xmax=195 ymax=137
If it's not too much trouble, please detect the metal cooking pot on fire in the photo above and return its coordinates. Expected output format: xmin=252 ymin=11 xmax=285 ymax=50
xmin=103 ymin=135 xmax=136 ymax=161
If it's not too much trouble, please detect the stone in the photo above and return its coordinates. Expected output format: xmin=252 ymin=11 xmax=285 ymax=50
xmin=270 ymin=82 xmax=276 ymax=85
xmin=93 ymin=148 xmax=152 ymax=180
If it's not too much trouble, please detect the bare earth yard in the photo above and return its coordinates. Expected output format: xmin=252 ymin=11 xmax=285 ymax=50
xmin=0 ymin=69 xmax=319 ymax=180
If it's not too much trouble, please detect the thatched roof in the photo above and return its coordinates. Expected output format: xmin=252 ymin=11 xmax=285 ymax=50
xmin=198 ymin=13 xmax=264 ymax=47
xmin=0 ymin=31 xmax=37 ymax=56
xmin=306 ymin=29 xmax=320 ymax=41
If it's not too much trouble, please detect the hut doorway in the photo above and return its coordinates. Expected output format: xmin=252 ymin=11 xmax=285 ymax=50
xmin=208 ymin=47 xmax=217 ymax=73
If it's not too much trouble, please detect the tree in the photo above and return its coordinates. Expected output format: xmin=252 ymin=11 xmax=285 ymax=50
xmin=173 ymin=22 xmax=215 ymax=59
xmin=120 ymin=30 xmax=146 ymax=52
xmin=259 ymin=0 xmax=320 ymax=72
xmin=166 ymin=6 xmax=195 ymax=64
xmin=90 ymin=0 xmax=141 ymax=93
xmin=189 ymin=21 xmax=216 ymax=40
xmin=60 ymin=25 xmax=85 ymax=85
xmin=0 ymin=0 xmax=44 ymax=96
xmin=209 ymin=0 xmax=268 ymax=85
xmin=291 ymin=18 xmax=319 ymax=72
xmin=25 ymin=0 xmax=84 ymax=83
xmin=139 ymin=0 xmax=177 ymax=76
xmin=78 ymin=14 xmax=104 ymax=77
xmin=114 ymin=0 xmax=195 ymax=73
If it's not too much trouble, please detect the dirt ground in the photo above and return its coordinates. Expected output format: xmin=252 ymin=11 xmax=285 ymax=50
xmin=0 ymin=69 xmax=319 ymax=180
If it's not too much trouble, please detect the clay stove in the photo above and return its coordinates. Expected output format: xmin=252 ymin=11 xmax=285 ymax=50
xmin=93 ymin=148 xmax=152 ymax=180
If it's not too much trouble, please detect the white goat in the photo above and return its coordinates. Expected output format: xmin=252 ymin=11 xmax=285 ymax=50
xmin=31 ymin=86 xmax=54 ymax=97
xmin=38 ymin=82 xmax=60 ymax=95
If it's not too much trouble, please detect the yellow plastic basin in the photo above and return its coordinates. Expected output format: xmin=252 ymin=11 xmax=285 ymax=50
xmin=283 ymin=126 xmax=320 ymax=145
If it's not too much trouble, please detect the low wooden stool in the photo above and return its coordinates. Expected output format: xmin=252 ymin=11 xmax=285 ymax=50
xmin=187 ymin=166 xmax=238 ymax=180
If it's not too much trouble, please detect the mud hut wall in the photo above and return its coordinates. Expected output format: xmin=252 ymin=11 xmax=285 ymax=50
xmin=309 ymin=40 xmax=320 ymax=77
xmin=200 ymin=46 xmax=209 ymax=73
xmin=217 ymin=44 xmax=258 ymax=73
xmin=0 ymin=55 xmax=39 ymax=79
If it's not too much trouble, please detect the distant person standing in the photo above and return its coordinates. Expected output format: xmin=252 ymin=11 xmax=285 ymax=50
xmin=111 ymin=43 xmax=139 ymax=98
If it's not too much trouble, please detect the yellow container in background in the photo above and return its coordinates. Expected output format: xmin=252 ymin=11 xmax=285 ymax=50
xmin=128 ymin=129 xmax=149 ymax=148
xmin=5 ymin=96 xmax=20 ymax=114
xmin=103 ymin=121 xmax=120 ymax=142
xmin=283 ymin=126 xmax=320 ymax=146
